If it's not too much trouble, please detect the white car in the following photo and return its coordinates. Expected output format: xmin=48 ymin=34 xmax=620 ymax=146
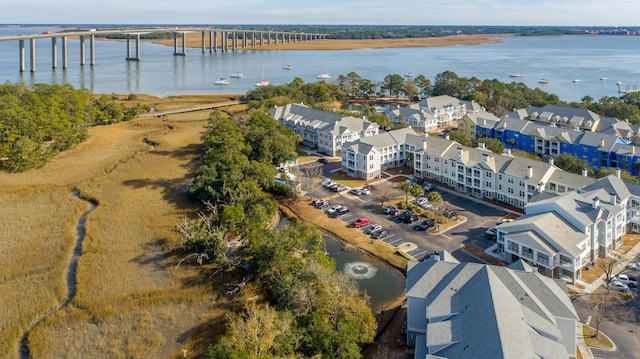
xmin=614 ymin=274 xmax=638 ymax=288
xmin=627 ymin=262 xmax=640 ymax=271
xmin=416 ymin=197 xmax=429 ymax=206
xmin=326 ymin=205 xmax=342 ymax=215
xmin=365 ymin=224 xmax=382 ymax=234
xmin=322 ymin=180 xmax=336 ymax=188
xmin=606 ymin=280 xmax=629 ymax=292
xmin=359 ymin=188 xmax=371 ymax=195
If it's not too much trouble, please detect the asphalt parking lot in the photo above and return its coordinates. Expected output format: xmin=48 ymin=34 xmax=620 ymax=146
xmin=307 ymin=175 xmax=513 ymax=263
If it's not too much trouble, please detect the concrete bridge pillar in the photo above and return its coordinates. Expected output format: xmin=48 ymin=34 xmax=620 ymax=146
xmin=223 ymin=31 xmax=228 ymax=52
xmin=208 ymin=31 xmax=213 ymax=53
xmin=90 ymin=34 xmax=95 ymax=66
xmin=288 ymin=33 xmax=291 ymax=43
xmin=233 ymin=31 xmax=237 ymax=50
xmin=260 ymin=32 xmax=263 ymax=46
xmin=201 ymin=31 xmax=206 ymax=53
xmin=252 ymin=32 xmax=255 ymax=47
xmin=51 ymin=37 xmax=57 ymax=68
xmin=173 ymin=32 xmax=186 ymax=56
xmin=242 ymin=32 xmax=246 ymax=48
xmin=62 ymin=36 xmax=68 ymax=69
xmin=182 ymin=33 xmax=186 ymax=55
xmin=19 ymin=39 xmax=25 ymax=72
xmin=213 ymin=31 xmax=217 ymax=51
xmin=267 ymin=32 xmax=271 ymax=45
xmin=127 ymin=34 xmax=142 ymax=60
xmin=30 ymin=38 xmax=36 ymax=72
xmin=80 ymin=35 xmax=85 ymax=66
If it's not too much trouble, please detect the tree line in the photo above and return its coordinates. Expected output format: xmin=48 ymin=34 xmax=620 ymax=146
xmin=177 ymin=109 xmax=376 ymax=358
xmin=0 ymin=82 xmax=148 ymax=172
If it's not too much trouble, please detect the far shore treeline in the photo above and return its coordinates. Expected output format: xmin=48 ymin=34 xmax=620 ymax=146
xmin=2 ymin=70 xmax=640 ymax=172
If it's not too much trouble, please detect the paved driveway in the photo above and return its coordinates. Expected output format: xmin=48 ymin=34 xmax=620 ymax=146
xmin=307 ymin=177 xmax=512 ymax=263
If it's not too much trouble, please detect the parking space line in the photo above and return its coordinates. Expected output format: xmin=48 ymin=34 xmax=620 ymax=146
xmin=413 ymin=250 xmax=430 ymax=258
xmin=440 ymin=234 xmax=451 ymax=240
xmin=388 ymin=237 xmax=404 ymax=245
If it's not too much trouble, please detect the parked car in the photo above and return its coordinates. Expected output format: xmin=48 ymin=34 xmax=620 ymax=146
xmin=329 ymin=207 xmax=350 ymax=218
xmin=365 ymin=224 xmax=382 ymax=234
xmin=333 ymin=185 xmax=348 ymax=192
xmin=326 ymin=205 xmax=342 ymax=215
xmin=606 ymin=280 xmax=629 ymax=292
xmin=318 ymin=157 xmax=330 ymax=163
xmin=422 ymin=183 xmax=437 ymax=192
xmin=614 ymin=274 xmax=638 ymax=288
xmin=359 ymin=188 xmax=371 ymax=195
xmin=314 ymin=200 xmax=329 ymax=209
xmin=327 ymin=183 xmax=339 ymax=191
xmin=415 ymin=197 xmax=429 ymax=206
xmin=321 ymin=179 xmax=335 ymax=187
xmin=404 ymin=214 xmax=420 ymax=224
xmin=351 ymin=217 xmax=371 ymax=228
xmin=497 ymin=218 xmax=514 ymax=225
xmin=396 ymin=210 xmax=413 ymax=221
xmin=383 ymin=206 xmax=398 ymax=215
xmin=349 ymin=188 xmax=362 ymax=196
xmin=444 ymin=209 xmax=457 ymax=219
xmin=414 ymin=219 xmax=435 ymax=231
xmin=485 ymin=227 xmax=497 ymax=240
xmin=372 ymin=230 xmax=389 ymax=239
xmin=627 ymin=262 xmax=640 ymax=271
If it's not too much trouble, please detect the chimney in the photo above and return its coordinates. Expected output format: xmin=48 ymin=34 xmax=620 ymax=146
xmin=615 ymin=168 xmax=621 ymax=178
xmin=548 ymin=158 xmax=554 ymax=166
xmin=504 ymin=148 xmax=512 ymax=156
xmin=592 ymin=197 xmax=600 ymax=209
xmin=478 ymin=142 xmax=485 ymax=149
xmin=503 ymin=122 xmax=507 ymax=129
xmin=527 ymin=166 xmax=533 ymax=179
xmin=600 ymin=138 xmax=605 ymax=147
xmin=422 ymin=139 xmax=427 ymax=150
xmin=457 ymin=147 xmax=464 ymax=157
xmin=483 ymin=118 xmax=487 ymax=126
xmin=482 ymin=153 xmax=490 ymax=163
xmin=632 ymin=146 xmax=636 ymax=155
xmin=582 ymin=168 xmax=588 ymax=177
xmin=610 ymin=192 xmax=617 ymax=205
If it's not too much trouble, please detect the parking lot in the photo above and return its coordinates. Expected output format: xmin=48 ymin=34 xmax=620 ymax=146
xmin=307 ymin=174 xmax=512 ymax=263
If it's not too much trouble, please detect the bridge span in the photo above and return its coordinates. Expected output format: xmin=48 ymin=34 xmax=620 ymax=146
xmin=0 ymin=27 xmax=327 ymax=72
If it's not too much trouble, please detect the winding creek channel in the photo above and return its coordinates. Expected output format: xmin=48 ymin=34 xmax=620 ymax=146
xmin=19 ymin=191 xmax=97 ymax=359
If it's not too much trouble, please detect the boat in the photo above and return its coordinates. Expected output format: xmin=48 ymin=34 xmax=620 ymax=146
xmin=255 ymin=65 xmax=270 ymax=87
xmin=214 ymin=77 xmax=230 ymax=85
xmin=538 ymin=79 xmax=549 ymax=84
xmin=282 ymin=65 xmax=293 ymax=70
xmin=573 ymin=79 xmax=580 ymax=83
xmin=404 ymin=72 xmax=415 ymax=79
xmin=600 ymin=77 xmax=607 ymax=81
xmin=230 ymin=72 xmax=243 ymax=78
xmin=509 ymin=73 xmax=523 ymax=77
xmin=617 ymin=81 xmax=623 ymax=85
xmin=317 ymin=72 xmax=331 ymax=80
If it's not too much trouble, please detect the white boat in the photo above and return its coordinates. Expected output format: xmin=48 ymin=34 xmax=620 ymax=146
xmin=617 ymin=81 xmax=623 ymax=85
xmin=255 ymin=65 xmax=269 ymax=87
xmin=214 ymin=77 xmax=230 ymax=85
xmin=538 ymin=79 xmax=549 ymax=84
xmin=573 ymin=79 xmax=580 ymax=82
xmin=600 ymin=77 xmax=607 ymax=81
xmin=317 ymin=72 xmax=331 ymax=80
xmin=404 ymin=72 xmax=415 ymax=78
xmin=282 ymin=65 xmax=293 ymax=70
xmin=509 ymin=73 xmax=523 ymax=77
xmin=230 ymin=72 xmax=243 ymax=78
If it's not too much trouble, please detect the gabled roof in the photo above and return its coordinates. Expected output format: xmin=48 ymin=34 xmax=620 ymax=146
xmin=497 ymin=212 xmax=587 ymax=257
xmin=407 ymin=258 xmax=577 ymax=359
xmin=357 ymin=127 xmax=418 ymax=148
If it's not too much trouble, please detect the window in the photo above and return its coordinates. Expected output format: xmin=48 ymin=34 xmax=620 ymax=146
xmin=522 ymin=246 xmax=533 ymax=260
xmin=369 ymin=155 xmax=374 ymax=160
xmin=507 ymin=241 xmax=519 ymax=253
xmin=537 ymin=253 xmax=549 ymax=266
xmin=508 ymin=177 xmax=514 ymax=184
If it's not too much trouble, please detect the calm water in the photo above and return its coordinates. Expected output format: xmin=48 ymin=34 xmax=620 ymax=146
xmin=1 ymin=27 xmax=639 ymax=102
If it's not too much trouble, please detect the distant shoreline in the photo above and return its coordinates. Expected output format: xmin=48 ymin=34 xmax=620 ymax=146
xmin=152 ymin=33 xmax=515 ymax=51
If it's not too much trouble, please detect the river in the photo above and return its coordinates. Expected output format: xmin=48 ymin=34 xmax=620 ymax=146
xmin=1 ymin=27 xmax=639 ymax=102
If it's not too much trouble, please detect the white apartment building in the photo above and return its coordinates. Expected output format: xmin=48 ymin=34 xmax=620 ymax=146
xmin=386 ymin=95 xmax=482 ymax=130
xmin=271 ymin=103 xmax=379 ymax=156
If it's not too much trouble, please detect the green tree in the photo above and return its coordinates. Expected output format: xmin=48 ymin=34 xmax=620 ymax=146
xmin=409 ymin=184 xmax=425 ymax=202
xmin=415 ymin=75 xmax=432 ymax=98
xmin=427 ymin=191 xmax=443 ymax=208
xmin=448 ymin=130 xmax=472 ymax=146
xmin=553 ymin=153 xmax=593 ymax=175
xmin=400 ymin=181 xmax=413 ymax=204
xmin=476 ymin=137 xmax=504 ymax=154
xmin=380 ymin=74 xmax=405 ymax=98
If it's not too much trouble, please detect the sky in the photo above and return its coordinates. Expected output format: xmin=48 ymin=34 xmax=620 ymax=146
xmin=3 ymin=0 xmax=639 ymax=27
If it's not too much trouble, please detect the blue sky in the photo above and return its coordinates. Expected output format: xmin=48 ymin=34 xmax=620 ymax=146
xmin=4 ymin=0 xmax=639 ymax=26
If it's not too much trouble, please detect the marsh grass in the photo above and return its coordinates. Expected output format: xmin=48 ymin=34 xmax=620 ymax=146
xmin=0 ymin=95 xmax=243 ymax=358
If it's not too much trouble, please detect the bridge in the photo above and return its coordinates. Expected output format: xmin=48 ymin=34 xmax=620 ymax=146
xmin=0 ymin=27 xmax=327 ymax=72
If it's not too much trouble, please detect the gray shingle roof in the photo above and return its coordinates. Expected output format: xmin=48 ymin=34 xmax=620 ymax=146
xmin=407 ymin=258 xmax=577 ymax=359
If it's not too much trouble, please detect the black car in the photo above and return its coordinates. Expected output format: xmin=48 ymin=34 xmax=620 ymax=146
xmin=404 ymin=214 xmax=420 ymax=224
xmin=372 ymin=230 xmax=389 ymax=239
xmin=423 ymin=183 xmax=437 ymax=192
xmin=444 ymin=209 xmax=457 ymax=219
xmin=383 ymin=206 xmax=398 ymax=214
xmin=414 ymin=219 xmax=435 ymax=231
xmin=318 ymin=157 xmax=330 ymax=163
xmin=396 ymin=210 xmax=413 ymax=221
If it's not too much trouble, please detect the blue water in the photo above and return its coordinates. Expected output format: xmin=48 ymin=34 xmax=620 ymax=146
xmin=1 ymin=27 xmax=639 ymax=102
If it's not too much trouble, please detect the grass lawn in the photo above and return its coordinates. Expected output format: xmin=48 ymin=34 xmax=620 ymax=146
xmin=582 ymin=325 xmax=614 ymax=349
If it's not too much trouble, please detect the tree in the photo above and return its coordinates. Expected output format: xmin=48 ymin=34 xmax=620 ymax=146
xmin=409 ymin=184 xmax=424 ymax=203
xmin=553 ymin=153 xmax=593 ymax=175
xmin=400 ymin=181 xmax=413 ymax=204
xmin=427 ymin=191 xmax=443 ymax=208
xmin=586 ymin=293 xmax=633 ymax=339
xmin=175 ymin=212 xmax=227 ymax=266
xmin=598 ymin=255 xmax=621 ymax=291
xmin=447 ymin=130 xmax=472 ymax=146
xmin=476 ymin=137 xmax=504 ymax=154
xmin=380 ymin=74 xmax=405 ymax=98
xmin=403 ymin=79 xmax=419 ymax=100
xmin=415 ymin=75 xmax=432 ymax=98
xmin=376 ymin=181 xmax=396 ymax=207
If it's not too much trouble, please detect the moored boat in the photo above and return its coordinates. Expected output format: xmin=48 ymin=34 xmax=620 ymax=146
xmin=538 ymin=79 xmax=549 ymax=84
xmin=317 ymin=72 xmax=331 ymax=80
xmin=230 ymin=72 xmax=243 ymax=78
xmin=214 ymin=77 xmax=230 ymax=85
xmin=509 ymin=73 xmax=523 ymax=77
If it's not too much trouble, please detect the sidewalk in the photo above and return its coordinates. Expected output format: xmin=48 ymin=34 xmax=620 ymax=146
xmin=577 ymin=323 xmax=596 ymax=359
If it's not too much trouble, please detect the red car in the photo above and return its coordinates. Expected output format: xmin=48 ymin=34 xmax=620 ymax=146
xmin=351 ymin=217 xmax=371 ymax=228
